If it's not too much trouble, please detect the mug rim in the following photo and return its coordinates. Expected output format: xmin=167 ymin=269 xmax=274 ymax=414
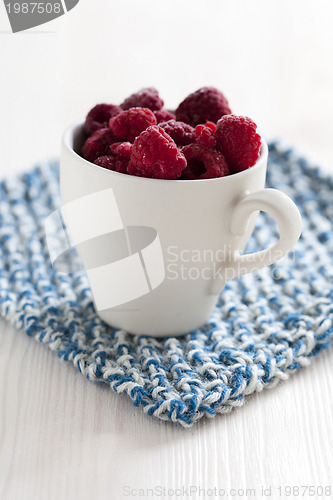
xmin=63 ymin=119 xmax=268 ymax=184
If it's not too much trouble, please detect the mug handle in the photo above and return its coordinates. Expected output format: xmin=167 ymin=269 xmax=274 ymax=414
xmin=211 ymin=188 xmax=302 ymax=295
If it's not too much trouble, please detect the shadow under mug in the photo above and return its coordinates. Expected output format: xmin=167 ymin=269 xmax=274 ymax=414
xmin=59 ymin=121 xmax=302 ymax=337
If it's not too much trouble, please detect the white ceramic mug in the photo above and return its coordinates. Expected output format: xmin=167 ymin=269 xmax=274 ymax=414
xmin=59 ymin=120 xmax=302 ymax=337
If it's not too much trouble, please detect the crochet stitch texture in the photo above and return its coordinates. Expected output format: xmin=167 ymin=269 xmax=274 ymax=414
xmin=0 ymin=142 xmax=332 ymax=427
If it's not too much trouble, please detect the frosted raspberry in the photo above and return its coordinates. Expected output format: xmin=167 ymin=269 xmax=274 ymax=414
xmin=121 ymin=87 xmax=164 ymax=111
xmin=154 ymin=109 xmax=176 ymax=123
xmin=215 ymin=115 xmax=261 ymax=172
xmin=159 ymin=120 xmax=196 ymax=146
xmin=84 ymin=103 xmax=122 ymax=136
xmin=175 ymin=87 xmax=231 ymax=126
xmin=128 ymin=126 xmax=187 ymax=180
xmin=109 ymin=107 xmax=157 ymax=142
xmin=81 ymin=128 xmax=120 ymax=162
xmin=94 ymin=155 xmax=128 ymax=174
xmin=110 ymin=142 xmax=132 ymax=160
xmin=195 ymin=123 xmax=216 ymax=148
xmin=181 ymin=144 xmax=229 ymax=179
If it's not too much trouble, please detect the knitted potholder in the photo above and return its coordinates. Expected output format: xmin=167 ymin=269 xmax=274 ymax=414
xmin=0 ymin=142 xmax=332 ymax=427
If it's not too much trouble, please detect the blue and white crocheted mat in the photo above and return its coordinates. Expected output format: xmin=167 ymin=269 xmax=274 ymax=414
xmin=0 ymin=142 xmax=333 ymax=427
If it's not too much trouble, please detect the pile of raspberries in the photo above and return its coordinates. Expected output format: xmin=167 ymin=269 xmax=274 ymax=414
xmin=81 ymin=86 xmax=261 ymax=180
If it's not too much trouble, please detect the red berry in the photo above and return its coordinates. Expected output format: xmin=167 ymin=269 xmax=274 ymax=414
xmin=195 ymin=124 xmax=216 ymax=148
xmin=215 ymin=115 xmax=261 ymax=172
xmin=181 ymin=144 xmax=230 ymax=179
xmin=109 ymin=107 xmax=157 ymax=143
xmin=159 ymin=119 xmax=196 ymax=146
xmin=205 ymin=121 xmax=216 ymax=132
xmin=81 ymin=128 xmax=120 ymax=162
xmin=175 ymin=87 xmax=231 ymax=126
xmin=110 ymin=142 xmax=132 ymax=160
xmin=128 ymin=125 xmax=187 ymax=180
xmin=154 ymin=109 xmax=176 ymax=123
xmin=84 ymin=103 xmax=122 ymax=136
xmin=94 ymin=155 xmax=128 ymax=174
xmin=121 ymin=87 xmax=164 ymax=111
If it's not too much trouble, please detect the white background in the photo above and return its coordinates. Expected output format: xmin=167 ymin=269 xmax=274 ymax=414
xmin=1 ymin=1 xmax=333 ymax=499
xmin=1 ymin=0 xmax=333 ymax=175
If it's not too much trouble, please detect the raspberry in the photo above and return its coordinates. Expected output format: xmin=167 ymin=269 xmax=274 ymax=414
xmin=215 ymin=115 xmax=261 ymax=172
xmin=195 ymin=123 xmax=216 ymax=148
xmin=175 ymin=87 xmax=231 ymax=126
xmin=121 ymin=87 xmax=164 ymax=111
xmin=128 ymin=126 xmax=187 ymax=180
xmin=81 ymin=128 xmax=120 ymax=162
xmin=205 ymin=121 xmax=217 ymax=132
xmin=110 ymin=142 xmax=132 ymax=160
xmin=181 ymin=144 xmax=229 ymax=179
xmin=159 ymin=120 xmax=196 ymax=146
xmin=154 ymin=109 xmax=176 ymax=123
xmin=109 ymin=107 xmax=157 ymax=142
xmin=84 ymin=103 xmax=122 ymax=136
xmin=94 ymin=155 xmax=128 ymax=174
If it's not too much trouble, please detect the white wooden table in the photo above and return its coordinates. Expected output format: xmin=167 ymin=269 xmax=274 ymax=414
xmin=1 ymin=1 xmax=333 ymax=498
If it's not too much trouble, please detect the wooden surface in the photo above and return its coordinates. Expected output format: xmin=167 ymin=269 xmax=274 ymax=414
xmin=1 ymin=1 xmax=333 ymax=499
xmin=1 ymin=319 xmax=333 ymax=499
